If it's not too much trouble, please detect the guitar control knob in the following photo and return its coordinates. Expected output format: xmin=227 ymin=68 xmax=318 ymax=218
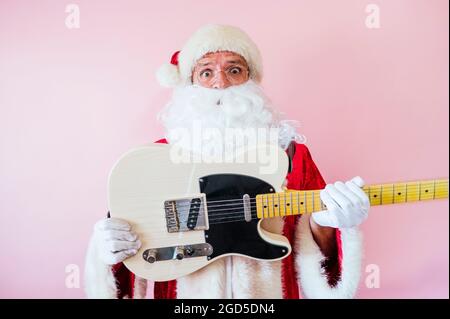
xmin=143 ymin=249 xmax=157 ymax=264
xmin=185 ymin=246 xmax=195 ymax=256
xmin=174 ymin=246 xmax=184 ymax=260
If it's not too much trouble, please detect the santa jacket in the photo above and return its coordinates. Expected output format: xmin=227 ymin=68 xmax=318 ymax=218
xmin=84 ymin=140 xmax=363 ymax=299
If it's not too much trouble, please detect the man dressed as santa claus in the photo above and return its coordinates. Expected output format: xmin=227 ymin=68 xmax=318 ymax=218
xmin=84 ymin=24 xmax=370 ymax=299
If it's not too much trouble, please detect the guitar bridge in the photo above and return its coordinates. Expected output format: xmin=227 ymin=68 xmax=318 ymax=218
xmin=164 ymin=194 xmax=209 ymax=233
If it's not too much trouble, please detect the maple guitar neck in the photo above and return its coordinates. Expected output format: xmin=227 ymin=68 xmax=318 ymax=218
xmin=255 ymin=178 xmax=449 ymax=219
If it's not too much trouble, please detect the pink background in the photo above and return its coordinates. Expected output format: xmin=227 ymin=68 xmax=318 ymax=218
xmin=0 ymin=0 xmax=448 ymax=298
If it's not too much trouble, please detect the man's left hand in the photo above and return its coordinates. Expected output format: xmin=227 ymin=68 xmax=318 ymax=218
xmin=312 ymin=176 xmax=370 ymax=229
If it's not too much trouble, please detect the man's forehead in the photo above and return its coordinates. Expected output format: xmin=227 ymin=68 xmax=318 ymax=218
xmin=197 ymin=51 xmax=248 ymax=65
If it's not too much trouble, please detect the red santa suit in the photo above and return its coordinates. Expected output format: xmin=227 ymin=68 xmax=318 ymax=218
xmin=84 ymin=140 xmax=363 ymax=299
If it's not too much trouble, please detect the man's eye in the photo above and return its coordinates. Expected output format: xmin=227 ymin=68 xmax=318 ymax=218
xmin=229 ymin=67 xmax=241 ymax=75
xmin=200 ymin=70 xmax=212 ymax=78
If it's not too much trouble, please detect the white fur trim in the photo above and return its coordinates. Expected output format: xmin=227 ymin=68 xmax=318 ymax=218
xmin=156 ymin=62 xmax=181 ymax=88
xmin=295 ymin=214 xmax=363 ymax=299
xmin=278 ymin=120 xmax=307 ymax=150
xmin=176 ymin=218 xmax=285 ymax=298
xmin=133 ymin=276 xmax=148 ymax=299
xmin=177 ymin=258 xmax=228 ymax=298
xmin=232 ymin=257 xmax=283 ymax=298
xmin=84 ymin=234 xmax=118 ymax=298
xmin=158 ymin=24 xmax=263 ymax=88
xmin=176 ymin=256 xmax=284 ymax=299
xmin=84 ymin=234 xmax=148 ymax=299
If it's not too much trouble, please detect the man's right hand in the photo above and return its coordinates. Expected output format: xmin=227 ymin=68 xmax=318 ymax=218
xmin=93 ymin=218 xmax=141 ymax=265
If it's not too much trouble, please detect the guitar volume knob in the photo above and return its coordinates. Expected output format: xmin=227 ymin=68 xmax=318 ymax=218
xmin=185 ymin=246 xmax=195 ymax=256
xmin=174 ymin=246 xmax=184 ymax=260
xmin=143 ymin=249 xmax=157 ymax=263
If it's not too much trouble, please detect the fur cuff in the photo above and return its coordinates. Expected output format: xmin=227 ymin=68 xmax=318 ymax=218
xmin=133 ymin=276 xmax=148 ymax=299
xmin=295 ymin=215 xmax=363 ymax=299
xmin=84 ymin=234 xmax=118 ymax=298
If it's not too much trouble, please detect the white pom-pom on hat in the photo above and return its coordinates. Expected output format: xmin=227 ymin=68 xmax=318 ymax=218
xmin=156 ymin=62 xmax=180 ymax=88
xmin=156 ymin=51 xmax=181 ymax=88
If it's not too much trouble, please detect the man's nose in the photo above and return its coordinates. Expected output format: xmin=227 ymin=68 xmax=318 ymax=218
xmin=212 ymin=71 xmax=231 ymax=89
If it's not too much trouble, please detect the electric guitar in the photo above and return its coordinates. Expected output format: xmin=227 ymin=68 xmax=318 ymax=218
xmin=107 ymin=143 xmax=448 ymax=281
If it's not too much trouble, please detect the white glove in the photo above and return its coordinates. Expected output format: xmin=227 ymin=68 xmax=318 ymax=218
xmin=312 ymin=176 xmax=370 ymax=229
xmin=93 ymin=217 xmax=141 ymax=265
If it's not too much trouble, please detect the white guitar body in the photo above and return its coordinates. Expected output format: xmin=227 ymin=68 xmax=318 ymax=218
xmin=108 ymin=143 xmax=291 ymax=282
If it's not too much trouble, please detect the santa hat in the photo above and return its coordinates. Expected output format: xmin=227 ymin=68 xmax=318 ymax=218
xmin=156 ymin=24 xmax=263 ymax=88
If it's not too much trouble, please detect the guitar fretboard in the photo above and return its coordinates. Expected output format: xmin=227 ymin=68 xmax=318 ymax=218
xmin=255 ymin=179 xmax=448 ymax=219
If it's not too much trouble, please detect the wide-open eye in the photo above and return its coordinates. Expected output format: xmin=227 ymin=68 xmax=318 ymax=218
xmin=229 ymin=67 xmax=241 ymax=75
xmin=200 ymin=69 xmax=212 ymax=78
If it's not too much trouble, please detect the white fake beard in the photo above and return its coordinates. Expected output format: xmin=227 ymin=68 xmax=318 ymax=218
xmin=158 ymin=80 xmax=304 ymax=157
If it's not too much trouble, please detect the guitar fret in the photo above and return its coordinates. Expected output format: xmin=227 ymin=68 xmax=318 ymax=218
xmin=278 ymin=193 xmax=282 ymax=216
xmin=259 ymin=196 xmax=263 ymax=218
xmin=405 ymin=183 xmax=408 ymax=202
xmin=276 ymin=193 xmax=279 ymax=217
xmin=390 ymin=184 xmax=394 ymax=204
xmin=278 ymin=193 xmax=282 ymax=217
xmin=265 ymin=195 xmax=269 ymax=219
xmin=312 ymin=191 xmax=315 ymax=212
xmin=290 ymin=192 xmax=293 ymax=216
xmin=380 ymin=184 xmax=383 ymax=205
xmin=433 ymin=180 xmax=436 ymax=200
xmin=304 ymin=191 xmax=307 ymax=214
xmin=269 ymin=194 xmax=273 ymax=218
xmin=418 ymin=182 xmax=421 ymax=201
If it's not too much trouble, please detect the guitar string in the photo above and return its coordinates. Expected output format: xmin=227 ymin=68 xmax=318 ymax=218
xmin=177 ymin=202 xmax=301 ymax=223
xmin=168 ymin=185 xmax=450 ymax=221
xmin=207 ymin=209 xmax=303 ymax=225
xmin=138 ymin=184 xmax=450 ymax=228
xmin=140 ymin=183 xmax=450 ymax=227
xmin=112 ymin=183 xmax=448 ymax=223
xmin=171 ymin=187 xmax=450 ymax=215
xmin=200 ymin=183 xmax=450 ymax=225
xmin=168 ymin=184 xmax=449 ymax=215
xmin=176 ymin=198 xmax=314 ymax=217
xmin=165 ymin=194 xmax=321 ymax=213
xmin=203 ymin=204 xmax=301 ymax=220
xmin=127 ymin=181 xmax=449 ymax=209
xmin=164 ymin=182 xmax=448 ymax=209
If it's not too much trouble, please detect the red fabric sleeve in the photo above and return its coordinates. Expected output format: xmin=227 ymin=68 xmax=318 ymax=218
xmin=282 ymin=143 xmax=327 ymax=298
xmin=155 ymin=138 xmax=168 ymax=144
xmin=285 ymin=143 xmax=326 ymax=191
xmin=283 ymin=143 xmax=342 ymax=291
xmin=111 ymin=263 xmax=135 ymax=298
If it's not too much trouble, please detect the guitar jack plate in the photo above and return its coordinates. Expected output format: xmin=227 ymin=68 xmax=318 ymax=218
xmin=142 ymin=243 xmax=213 ymax=263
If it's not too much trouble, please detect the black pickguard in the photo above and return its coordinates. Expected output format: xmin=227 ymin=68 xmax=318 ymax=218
xmin=199 ymin=174 xmax=288 ymax=261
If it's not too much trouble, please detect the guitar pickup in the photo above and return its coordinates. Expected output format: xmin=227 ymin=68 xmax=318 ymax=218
xmin=164 ymin=194 xmax=209 ymax=233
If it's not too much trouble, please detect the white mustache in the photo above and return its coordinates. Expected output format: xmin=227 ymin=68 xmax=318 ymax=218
xmin=158 ymin=80 xmax=304 ymax=151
